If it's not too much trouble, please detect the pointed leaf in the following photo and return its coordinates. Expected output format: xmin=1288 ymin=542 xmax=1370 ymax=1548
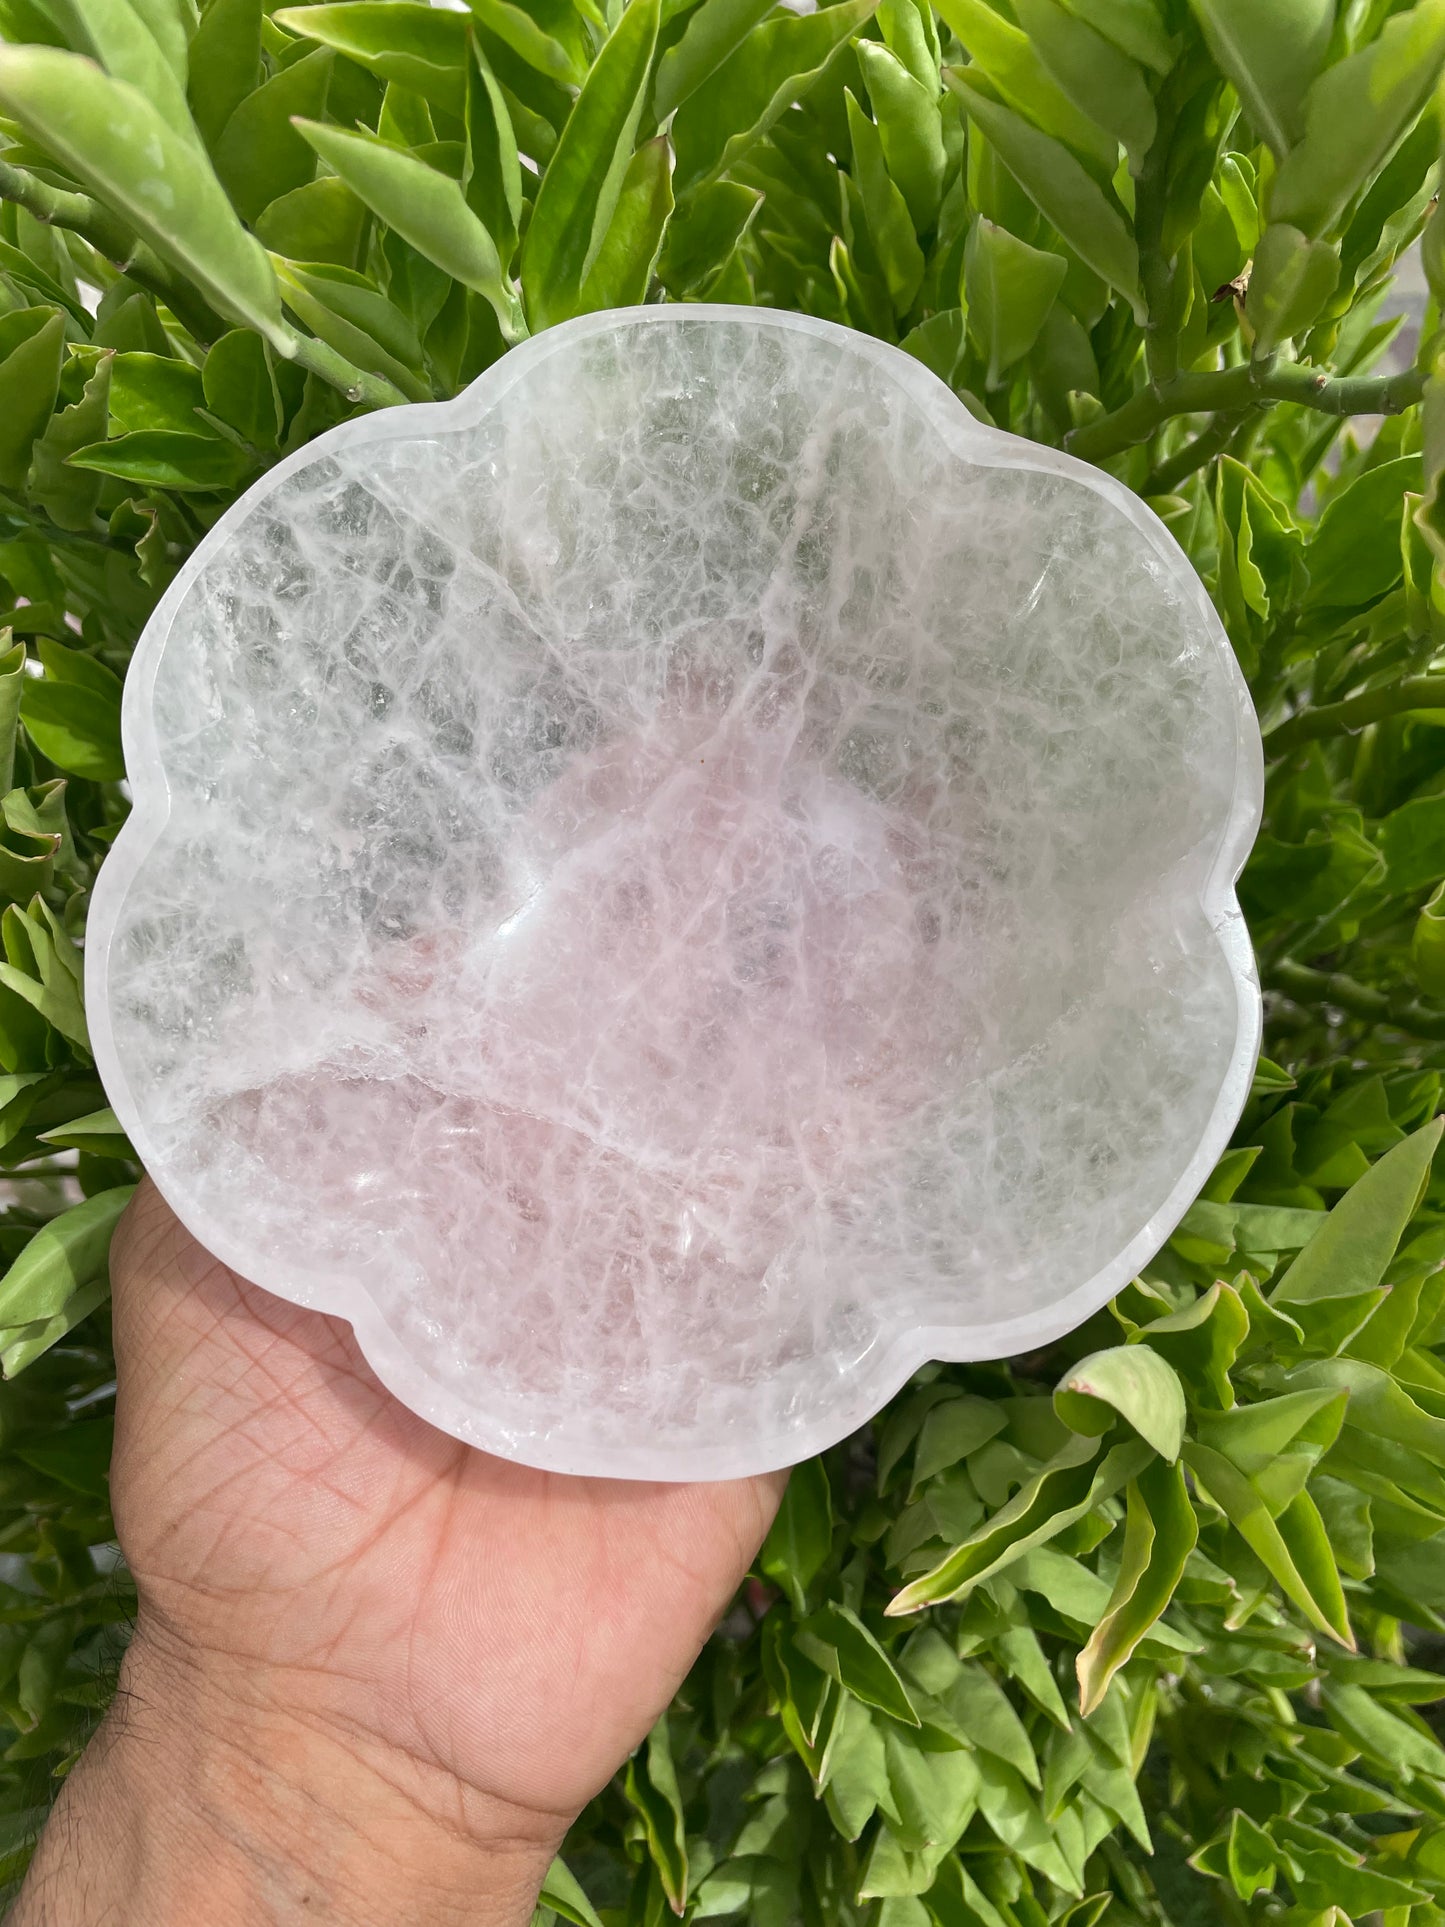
xmin=758 ymin=1455 xmax=832 ymax=1615
xmin=964 ymin=217 xmax=1066 ymax=386
xmin=521 ymin=0 xmax=660 ymax=328
xmin=0 ymin=48 xmax=281 ymax=336
xmin=275 ymin=3 xmax=468 ymax=118
xmin=1055 ymin=1345 xmax=1185 ymax=1460
xmin=188 ymin=0 xmax=262 ymax=151
xmin=293 ymin=119 xmax=523 ymax=340
xmin=573 ymin=134 xmax=674 ymax=312
xmin=652 ymin=0 xmax=775 ymax=121
xmin=1012 ymin=0 xmax=1155 ymax=173
xmin=671 ymin=0 xmax=878 ymax=193
xmin=796 ymin=1602 xmax=921 ymax=1725
xmin=944 ymin=68 xmax=1142 ymax=318
xmin=1185 ymin=0 xmax=1332 ymax=155
xmin=846 ymin=90 xmax=924 ymax=314
xmin=1270 ymin=1 xmax=1445 ymax=238
xmin=0 ymin=1185 xmax=134 ymax=1329
xmin=1077 ymin=1457 xmax=1197 ymax=1714
xmin=0 ymin=310 xmax=63 ymax=493
xmin=1274 ymin=1119 xmax=1442 ymax=1304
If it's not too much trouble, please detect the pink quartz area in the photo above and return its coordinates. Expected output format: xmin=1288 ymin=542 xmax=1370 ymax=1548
xmin=233 ymin=713 xmax=965 ymax=1386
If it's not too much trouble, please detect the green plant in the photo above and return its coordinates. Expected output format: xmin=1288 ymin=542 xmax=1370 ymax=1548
xmin=0 ymin=0 xmax=1442 ymax=1918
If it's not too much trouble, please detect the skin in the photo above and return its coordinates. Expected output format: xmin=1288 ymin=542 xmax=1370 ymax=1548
xmin=11 ymin=1181 xmax=787 ymax=1925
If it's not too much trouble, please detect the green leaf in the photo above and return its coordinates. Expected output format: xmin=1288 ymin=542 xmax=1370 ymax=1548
xmin=38 ymin=1106 xmax=134 ymax=1160
xmin=1223 ymin=1809 xmax=1278 ymax=1902
xmin=256 ymin=175 xmax=367 ymax=271
xmin=1130 ymin=1283 xmax=1248 ymax=1409
xmin=1054 ymin=1345 xmax=1185 ymax=1460
xmin=918 ymin=1652 xmax=1041 ymax=1784
xmin=901 ymin=306 xmax=969 ymax=387
xmin=1273 ymin=1118 xmax=1442 ymax=1304
xmin=933 ymin=0 xmax=1115 ymax=175
xmin=538 ymin=1859 xmax=605 ymax=1927
xmin=0 ymin=1185 xmax=133 ymax=1330
xmin=846 ymin=90 xmax=924 ymax=315
xmin=292 ymin=120 xmax=524 ymax=340
xmin=888 ymin=1436 xmax=1150 ymax=1612
xmin=656 ymin=177 xmax=759 ymax=293
xmin=573 ymin=135 xmax=674 ymax=312
xmin=1058 ymin=0 xmax=1173 ymax=75
xmin=203 ymin=331 xmax=284 ymax=452
xmin=0 ymin=1272 xmax=109 ymax=1375
xmin=49 ymin=0 xmax=195 ymax=143
xmin=67 ymin=430 xmax=254 ymax=493
xmin=0 ymin=647 xmax=24 ymax=801
xmin=975 ymin=1759 xmax=1084 ymax=1895
xmin=1076 ymin=1457 xmax=1197 ymax=1714
xmin=854 ymin=39 xmax=944 ymax=236
xmin=1185 ymin=0 xmax=1332 ymax=156
xmin=18 ymin=638 xmax=123 ymax=782
xmin=758 ymin=1455 xmax=832 ymax=1615
xmin=212 ymin=43 xmax=333 ymax=224
xmin=188 ymin=0 xmax=262 ymax=152
xmin=1304 ymin=454 xmax=1418 ymax=610
xmin=0 ymin=48 xmax=282 ymax=337
xmin=796 ymin=1602 xmax=921 ymax=1725
xmin=881 ymin=1722 xmax=980 ymax=1853
xmin=624 ymin=1714 xmax=688 ymax=1914
xmin=1245 ymin=221 xmax=1341 ymax=358
xmin=1195 ymin=1387 xmax=1347 ymax=1478
xmin=964 ymin=218 xmax=1066 ymax=387
xmin=271 ymin=260 xmax=431 ymax=402
xmin=944 ymin=69 xmax=1143 ymax=319
xmin=14 ymin=1414 xmax=111 ymax=1499
xmin=27 ymin=347 xmax=111 ymax=534
xmin=274 ymin=4 xmax=468 ymax=118
xmin=671 ymin=0 xmax=877 ymax=194
xmin=1269 ymin=0 xmax=1445 ymax=239
xmin=1322 ymin=1678 xmax=1445 ymax=1782
xmin=1011 ymin=0 xmax=1155 ymax=174
xmin=465 ymin=40 xmax=522 ymax=267
xmin=1414 ymin=880 xmax=1445 ymax=997
xmin=0 ymin=309 xmax=63 ymax=494
xmin=652 ymin=0 xmax=775 ymax=122
xmin=467 ymin=0 xmax=590 ymax=90
xmin=1183 ymin=1442 xmax=1353 ymax=1645
xmin=521 ymin=0 xmax=660 ymax=329
xmin=912 ymin=1395 xmax=1006 ymax=1487
xmin=103 ymin=350 xmax=206 ymax=434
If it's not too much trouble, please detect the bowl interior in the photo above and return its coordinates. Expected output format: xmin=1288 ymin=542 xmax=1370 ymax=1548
xmin=95 ymin=312 xmax=1253 ymax=1473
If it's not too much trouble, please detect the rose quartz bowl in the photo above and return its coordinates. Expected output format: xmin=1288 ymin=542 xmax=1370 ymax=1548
xmin=87 ymin=307 xmax=1263 ymax=1480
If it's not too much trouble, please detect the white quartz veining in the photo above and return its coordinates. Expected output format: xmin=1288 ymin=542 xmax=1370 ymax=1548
xmin=87 ymin=307 xmax=1263 ymax=1479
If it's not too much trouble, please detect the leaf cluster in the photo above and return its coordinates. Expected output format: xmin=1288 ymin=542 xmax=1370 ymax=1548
xmin=0 ymin=0 xmax=1438 ymax=1922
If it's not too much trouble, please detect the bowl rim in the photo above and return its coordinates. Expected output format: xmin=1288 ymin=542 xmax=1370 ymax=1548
xmin=85 ymin=303 xmax=1265 ymax=1480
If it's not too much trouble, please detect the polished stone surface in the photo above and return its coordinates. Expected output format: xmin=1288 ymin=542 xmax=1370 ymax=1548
xmin=88 ymin=308 xmax=1263 ymax=1478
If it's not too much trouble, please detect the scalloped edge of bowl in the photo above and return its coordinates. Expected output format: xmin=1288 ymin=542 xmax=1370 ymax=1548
xmin=85 ymin=305 xmax=1265 ymax=1481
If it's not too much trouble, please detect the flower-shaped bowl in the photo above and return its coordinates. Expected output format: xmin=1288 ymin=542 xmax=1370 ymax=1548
xmin=87 ymin=306 xmax=1263 ymax=1480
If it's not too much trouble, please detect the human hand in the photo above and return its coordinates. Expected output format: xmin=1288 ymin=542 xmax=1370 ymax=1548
xmin=11 ymin=1181 xmax=786 ymax=1925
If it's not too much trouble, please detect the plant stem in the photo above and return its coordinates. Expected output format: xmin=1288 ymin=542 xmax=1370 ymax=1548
xmin=0 ymin=159 xmax=222 ymax=345
xmin=1270 ymin=959 xmax=1445 ymax=1039
xmin=1065 ymin=359 xmax=1426 ymax=464
xmin=272 ymin=328 xmax=413 ymax=412
xmin=1142 ymin=408 xmax=1252 ymax=495
xmin=1266 ymin=675 xmax=1445 ymax=752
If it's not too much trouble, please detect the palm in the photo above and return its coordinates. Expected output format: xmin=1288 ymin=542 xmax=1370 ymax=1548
xmin=108 ymin=1181 xmax=786 ymax=1827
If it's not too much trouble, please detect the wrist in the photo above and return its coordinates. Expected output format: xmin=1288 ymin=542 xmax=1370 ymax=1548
xmin=12 ymin=1620 xmax=567 ymax=1927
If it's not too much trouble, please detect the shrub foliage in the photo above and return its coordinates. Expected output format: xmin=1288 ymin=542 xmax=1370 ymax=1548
xmin=0 ymin=0 xmax=1441 ymax=1920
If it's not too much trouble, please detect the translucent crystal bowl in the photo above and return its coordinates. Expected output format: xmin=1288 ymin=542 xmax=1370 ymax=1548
xmin=87 ymin=306 xmax=1263 ymax=1481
